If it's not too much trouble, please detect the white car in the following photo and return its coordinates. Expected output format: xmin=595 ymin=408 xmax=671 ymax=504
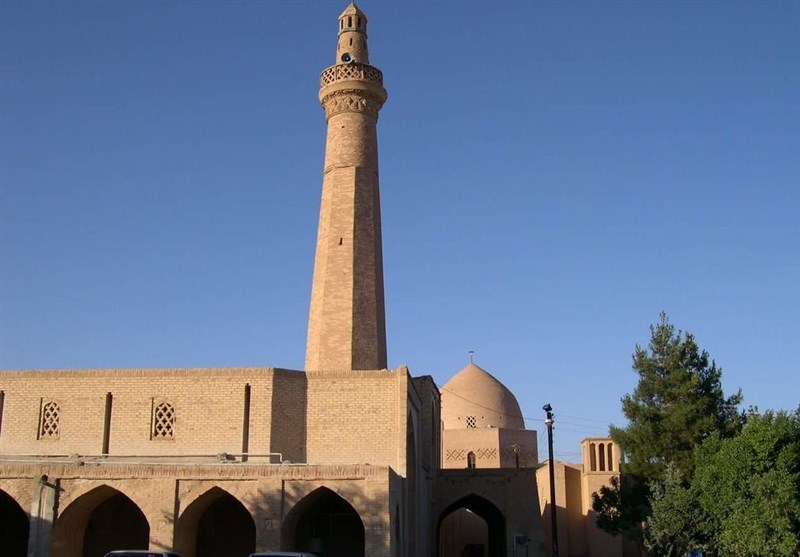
xmin=249 ymin=553 xmax=317 ymax=557
xmin=104 ymin=552 xmax=181 ymax=557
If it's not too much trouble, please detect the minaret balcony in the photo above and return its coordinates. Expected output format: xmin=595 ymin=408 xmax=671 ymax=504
xmin=320 ymin=63 xmax=383 ymax=88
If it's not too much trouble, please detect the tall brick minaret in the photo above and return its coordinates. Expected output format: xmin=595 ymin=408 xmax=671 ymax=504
xmin=305 ymin=3 xmax=388 ymax=371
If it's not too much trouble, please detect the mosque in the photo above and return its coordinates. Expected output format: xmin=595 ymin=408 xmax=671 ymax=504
xmin=0 ymin=5 xmax=628 ymax=557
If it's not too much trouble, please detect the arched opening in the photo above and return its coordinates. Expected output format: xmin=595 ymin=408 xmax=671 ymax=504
xmin=52 ymin=485 xmax=149 ymax=557
xmin=175 ymin=487 xmax=255 ymax=557
xmin=467 ymin=451 xmax=476 ymax=469
xmin=598 ymin=443 xmax=606 ymax=471
xmin=589 ymin=442 xmax=597 ymax=471
xmin=0 ymin=489 xmax=29 ymax=557
xmin=607 ymin=442 xmax=614 ymax=471
xmin=282 ymin=487 xmax=365 ymax=557
xmin=437 ymin=494 xmax=505 ymax=557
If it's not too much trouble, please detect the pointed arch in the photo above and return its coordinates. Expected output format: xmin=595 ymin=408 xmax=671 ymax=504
xmin=598 ymin=442 xmax=606 ymax=471
xmin=437 ymin=494 xmax=506 ymax=557
xmin=0 ymin=489 xmax=29 ymax=557
xmin=282 ymin=487 xmax=365 ymax=557
xmin=175 ymin=486 xmax=254 ymax=557
xmin=51 ymin=485 xmax=148 ymax=557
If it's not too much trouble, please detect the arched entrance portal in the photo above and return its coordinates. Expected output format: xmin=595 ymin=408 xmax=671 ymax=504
xmin=437 ymin=495 xmax=506 ymax=557
xmin=283 ymin=487 xmax=365 ymax=557
xmin=0 ymin=489 xmax=29 ymax=557
xmin=175 ymin=487 xmax=255 ymax=557
xmin=51 ymin=485 xmax=149 ymax=557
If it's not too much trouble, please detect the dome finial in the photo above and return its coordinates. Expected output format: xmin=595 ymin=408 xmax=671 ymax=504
xmin=468 ymin=350 xmax=475 ymax=364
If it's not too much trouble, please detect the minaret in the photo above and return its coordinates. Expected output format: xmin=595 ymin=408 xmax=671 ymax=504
xmin=305 ymin=3 xmax=388 ymax=371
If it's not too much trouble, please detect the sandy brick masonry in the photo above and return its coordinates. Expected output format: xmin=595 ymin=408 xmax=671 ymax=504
xmin=0 ymin=462 xmax=398 ymax=555
xmin=0 ymin=367 xmax=413 ymax=472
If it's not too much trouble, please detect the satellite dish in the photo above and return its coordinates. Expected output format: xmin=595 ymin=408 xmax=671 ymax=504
xmin=341 ymin=52 xmax=354 ymax=64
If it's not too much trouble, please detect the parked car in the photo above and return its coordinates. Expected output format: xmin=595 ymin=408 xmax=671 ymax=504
xmin=249 ymin=553 xmax=317 ymax=557
xmin=104 ymin=552 xmax=181 ymax=557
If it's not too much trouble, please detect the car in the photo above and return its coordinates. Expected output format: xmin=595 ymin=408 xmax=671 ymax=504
xmin=249 ymin=553 xmax=317 ymax=557
xmin=103 ymin=552 xmax=181 ymax=557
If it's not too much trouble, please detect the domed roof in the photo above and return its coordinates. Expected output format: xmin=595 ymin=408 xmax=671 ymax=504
xmin=440 ymin=362 xmax=525 ymax=430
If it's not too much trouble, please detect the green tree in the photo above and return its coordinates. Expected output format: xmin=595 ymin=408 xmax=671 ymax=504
xmin=644 ymin=462 xmax=710 ymax=556
xmin=693 ymin=409 xmax=800 ymax=556
xmin=612 ymin=312 xmax=743 ymax=482
xmin=593 ymin=313 xmax=743 ymax=539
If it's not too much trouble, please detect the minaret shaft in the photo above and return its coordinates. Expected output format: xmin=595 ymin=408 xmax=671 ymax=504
xmin=305 ymin=4 xmax=387 ymax=371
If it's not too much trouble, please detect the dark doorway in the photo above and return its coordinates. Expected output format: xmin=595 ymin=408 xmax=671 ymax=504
xmin=175 ymin=487 xmax=255 ymax=557
xmin=0 ymin=490 xmax=29 ymax=557
xmin=284 ymin=487 xmax=365 ymax=557
xmin=438 ymin=495 xmax=506 ymax=557
xmin=196 ymin=495 xmax=255 ymax=557
xmin=51 ymin=486 xmax=149 ymax=557
xmin=83 ymin=492 xmax=149 ymax=557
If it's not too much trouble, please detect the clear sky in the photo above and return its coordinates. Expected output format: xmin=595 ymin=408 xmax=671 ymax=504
xmin=1 ymin=1 xmax=798 ymax=460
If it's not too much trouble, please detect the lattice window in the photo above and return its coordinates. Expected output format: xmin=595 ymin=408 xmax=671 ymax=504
xmin=466 ymin=415 xmax=476 ymax=428
xmin=39 ymin=401 xmax=60 ymax=438
xmin=152 ymin=402 xmax=175 ymax=439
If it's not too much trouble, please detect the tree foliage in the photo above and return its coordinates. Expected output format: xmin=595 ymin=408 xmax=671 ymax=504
xmin=593 ymin=312 xmax=743 ymax=539
xmin=693 ymin=409 xmax=800 ymax=556
xmin=592 ymin=475 xmax=649 ymax=540
xmin=612 ymin=312 xmax=743 ymax=482
xmin=644 ymin=462 xmax=710 ymax=556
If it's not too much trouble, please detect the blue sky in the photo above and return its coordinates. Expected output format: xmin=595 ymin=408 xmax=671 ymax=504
xmin=1 ymin=1 xmax=798 ymax=459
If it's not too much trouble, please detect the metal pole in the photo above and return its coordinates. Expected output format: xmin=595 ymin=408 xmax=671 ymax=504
xmin=543 ymin=404 xmax=559 ymax=557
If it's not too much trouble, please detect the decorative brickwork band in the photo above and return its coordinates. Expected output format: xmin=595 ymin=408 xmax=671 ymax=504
xmin=321 ymin=89 xmax=383 ymax=120
xmin=320 ymin=63 xmax=383 ymax=88
xmin=445 ymin=448 xmax=501 ymax=461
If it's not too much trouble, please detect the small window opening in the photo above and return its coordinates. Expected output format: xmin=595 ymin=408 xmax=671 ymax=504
xmin=348 ymin=16 xmax=352 ymax=27
xmin=357 ymin=17 xmax=362 ymax=27
xmin=340 ymin=20 xmax=344 ymax=30
xmin=349 ymin=38 xmax=353 ymax=46
xmin=102 ymin=393 xmax=113 ymax=454
xmin=466 ymin=415 xmax=476 ymax=428
xmin=467 ymin=451 xmax=476 ymax=469
xmin=339 ymin=238 xmax=343 ymax=245
xmin=152 ymin=402 xmax=175 ymax=439
xmin=39 ymin=401 xmax=60 ymax=439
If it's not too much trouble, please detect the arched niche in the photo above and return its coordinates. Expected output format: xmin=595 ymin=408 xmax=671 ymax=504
xmin=437 ymin=494 xmax=506 ymax=557
xmin=175 ymin=486 xmax=255 ymax=557
xmin=51 ymin=485 xmax=149 ymax=557
xmin=282 ymin=487 xmax=365 ymax=557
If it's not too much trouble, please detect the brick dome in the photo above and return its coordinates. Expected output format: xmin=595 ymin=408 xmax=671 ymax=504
xmin=440 ymin=362 xmax=526 ymax=430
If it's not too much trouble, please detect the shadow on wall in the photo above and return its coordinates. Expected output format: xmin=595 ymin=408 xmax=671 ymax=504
xmin=269 ymin=371 xmax=308 ymax=464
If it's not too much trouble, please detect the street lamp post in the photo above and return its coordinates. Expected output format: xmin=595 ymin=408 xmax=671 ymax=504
xmin=543 ymin=403 xmax=559 ymax=557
